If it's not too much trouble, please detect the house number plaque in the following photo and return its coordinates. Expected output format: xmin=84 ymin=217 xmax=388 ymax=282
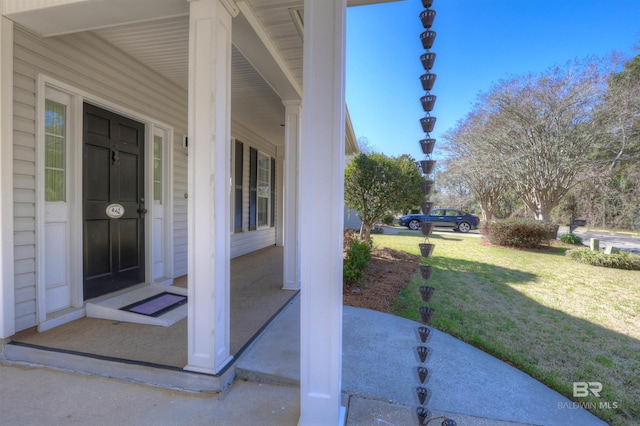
xmin=106 ymin=204 xmax=125 ymax=219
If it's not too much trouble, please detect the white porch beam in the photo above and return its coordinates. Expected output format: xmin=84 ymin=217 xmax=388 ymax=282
xmin=234 ymin=2 xmax=302 ymax=100
xmin=299 ymin=1 xmax=347 ymax=424
xmin=185 ymin=0 xmax=234 ymax=374
xmin=282 ymin=100 xmax=301 ymax=290
xmin=0 ymin=16 xmax=15 ymax=339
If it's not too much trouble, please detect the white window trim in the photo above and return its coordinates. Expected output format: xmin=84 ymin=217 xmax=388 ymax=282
xmin=256 ymin=150 xmax=271 ymax=230
xmin=149 ymin=125 xmax=174 ymax=284
xmin=230 ymin=137 xmax=235 ymax=235
xmin=36 ymin=81 xmax=82 ymax=328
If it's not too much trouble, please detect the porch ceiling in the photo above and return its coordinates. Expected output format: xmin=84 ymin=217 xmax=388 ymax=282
xmin=4 ymin=0 xmax=396 ymax=147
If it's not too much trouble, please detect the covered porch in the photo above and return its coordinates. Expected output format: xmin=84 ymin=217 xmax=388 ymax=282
xmin=7 ymin=246 xmax=293 ymax=370
xmin=0 ymin=0 xmax=371 ymax=423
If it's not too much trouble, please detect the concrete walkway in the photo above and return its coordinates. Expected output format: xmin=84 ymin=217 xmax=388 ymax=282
xmin=2 ymin=295 xmax=607 ymax=426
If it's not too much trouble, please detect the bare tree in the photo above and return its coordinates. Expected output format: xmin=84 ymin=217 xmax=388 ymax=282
xmin=480 ymin=60 xmax=605 ymax=221
xmin=443 ymin=110 xmax=510 ymax=221
xmin=429 ymin=163 xmax=476 ymax=212
xmin=594 ymin=53 xmax=640 ymax=171
xmin=569 ymin=53 xmax=640 ymax=229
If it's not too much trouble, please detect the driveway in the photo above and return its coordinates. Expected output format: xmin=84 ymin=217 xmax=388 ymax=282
xmin=377 ymin=225 xmax=482 ymax=237
xmin=560 ymin=226 xmax=640 ymax=255
xmin=379 ymin=225 xmax=640 ymax=253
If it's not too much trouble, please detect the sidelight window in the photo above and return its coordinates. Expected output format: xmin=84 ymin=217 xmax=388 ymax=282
xmin=44 ymin=100 xmax=67 ymax=202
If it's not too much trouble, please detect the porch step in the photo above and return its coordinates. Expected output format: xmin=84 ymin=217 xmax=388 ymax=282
xmin=0 ymin=342 xmax=234 ymax=394
xmin=85 ymin=284 xmax=188 ymax=327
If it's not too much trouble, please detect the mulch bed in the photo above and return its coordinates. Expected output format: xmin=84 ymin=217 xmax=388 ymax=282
xmin=343 ymin=247 xmax=420 ymax=313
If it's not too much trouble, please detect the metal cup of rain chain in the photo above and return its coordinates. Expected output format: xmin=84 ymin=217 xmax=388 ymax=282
xmin=416 ymin=366 xmax=430 ymax=384
xmin=419 ymin=160 xmax=436 ymax=175
xmin=416 ymin=407 xmax=431 ymax=425
xmin=421 ymin=94 xmax=436 ymax=112
xmin=420 ymin=30 xmax=437 ymax=50
xmin=421 ymin=52 xmax=436 ymax=70
xmin=420 ymin=138 xmax=436 ymax=154
xmin=419 ymin=179 xmax=434 ymax=195
xmin=420 ymin=9 xmax=436 ymax=28
xmin=420 ymin=306 xmax=435 ymax=324
xmin=420 ymin=265 xmax=433 ymax=280
xmin=421 ymin=201 xmax=433 ymax=215
xmin=420 ymin=179 xmax=434 ymax=195
xmin=422 ymin=0 xmax=434 ymax=8
xmin=419 ymin=243 xmax=435 ymax=258
xmin=416 ymin=386 xmax=431 ymax=405
xmin=420 ymin=285 xmax=435 ymax=302
xmin=420 ymin=73 xmax=437 ymax=91
xmin=420 ymin=222 xmax=434 ymax=236
xmin=416 ymin=345 xmax=431 ymax=363
xmin=417 ymin=326 xmax=431 ymax=343
xmin=442 ymin=420 xmax=458 ymax=426
xmin=420 ymin=116 xmax=437 ymax=133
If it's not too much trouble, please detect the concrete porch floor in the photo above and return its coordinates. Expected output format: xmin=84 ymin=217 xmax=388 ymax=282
xmin=3 ymin=246 xmax=296 ymax=390
xmin=1 ymin=294 xmax=607 ymax=425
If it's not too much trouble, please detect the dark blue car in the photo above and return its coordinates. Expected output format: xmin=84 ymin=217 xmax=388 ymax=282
xmin=399 ymin=208 xmax=480 ymax=233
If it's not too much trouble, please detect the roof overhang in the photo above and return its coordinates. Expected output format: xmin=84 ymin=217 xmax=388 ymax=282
xmin=1 ymin=0 xmax=190 ymax=37
xmin=2 ymin=0 xmax=399 ymax=38
xmin=2 ymin=0 xmax=398 ymax=149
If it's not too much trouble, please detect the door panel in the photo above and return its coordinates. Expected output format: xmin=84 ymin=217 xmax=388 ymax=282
xmin=86 ymin=145 xmax=110 ymax=201
xmin=85 ymin=220 xmax=110 ymax=277
xmin=83 ymin=103 xmax=145 ymax=300
xmin=118 ymin=219 xmax=140 ymax=270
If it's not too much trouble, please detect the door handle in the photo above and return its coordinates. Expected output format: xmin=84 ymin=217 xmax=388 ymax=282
xmin=138 ymin=197 xmax=146 ymax=216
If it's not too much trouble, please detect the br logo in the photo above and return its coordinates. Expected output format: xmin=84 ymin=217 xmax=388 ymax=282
xmin=573 ymin=382 xmax=602 ymax=398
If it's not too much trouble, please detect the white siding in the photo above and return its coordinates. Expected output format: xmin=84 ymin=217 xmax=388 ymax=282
xmin=13 ymin=47 xmax=37 ymax=330
xmin=12 ymin=26 xmax=188 ymax=331
xmin=173 ymin=136 xmax=188 ymax=276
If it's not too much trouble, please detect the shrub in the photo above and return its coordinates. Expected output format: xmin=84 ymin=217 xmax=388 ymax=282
xmin=371 ymin=225 xmax=383 ymax=234
xmin=560 ymin=233 xmax=583 ymax=245
xmin=480 ymin=218 xmax=557 ymax=248
xmin=382 ymin=214 xmax=395 ymax=226
xmin=343 ymin=240 xmax=372 ymax=286
xmin=343 ymin=228 xmax=358 ymax=252
xmin=566 ymin=248 xmax=640 ymax=270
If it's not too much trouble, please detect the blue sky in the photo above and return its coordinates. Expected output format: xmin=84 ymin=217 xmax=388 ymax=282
xmin=345 ymin=0 xmax=640 ymax=161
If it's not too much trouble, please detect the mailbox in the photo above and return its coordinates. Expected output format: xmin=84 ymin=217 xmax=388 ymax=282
xmin=569 ymin=217 xmax=587 ymax=233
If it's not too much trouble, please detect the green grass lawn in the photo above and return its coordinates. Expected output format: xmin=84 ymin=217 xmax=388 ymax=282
xmin=371 ymin=233 xmax=640 ymax=426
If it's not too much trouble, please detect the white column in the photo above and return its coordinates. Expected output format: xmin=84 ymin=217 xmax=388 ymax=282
xmin=0 ymin=16 xmax=15 ymax=339
xmin=283 ymin=100 xmax=301 ymax=290
xmin=185 ymin=0 xmax=236 ymax=374
xmin=299 ymin=1 xmax=346 ymax=424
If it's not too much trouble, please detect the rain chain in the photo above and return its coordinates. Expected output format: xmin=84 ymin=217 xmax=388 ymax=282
xmin=414 ymin=1 xmax=455 ymax=425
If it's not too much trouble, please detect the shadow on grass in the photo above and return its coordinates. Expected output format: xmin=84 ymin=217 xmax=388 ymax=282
xmin=393 ymin=255 xmax=639 ymax=425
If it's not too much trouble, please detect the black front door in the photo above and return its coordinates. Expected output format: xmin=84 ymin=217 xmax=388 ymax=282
xmin=83 ymin=103 xmax=145 ymax=300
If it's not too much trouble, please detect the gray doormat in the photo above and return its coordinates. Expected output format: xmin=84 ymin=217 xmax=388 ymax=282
xmin=120 ymin=292 xmax=187 ymax=317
